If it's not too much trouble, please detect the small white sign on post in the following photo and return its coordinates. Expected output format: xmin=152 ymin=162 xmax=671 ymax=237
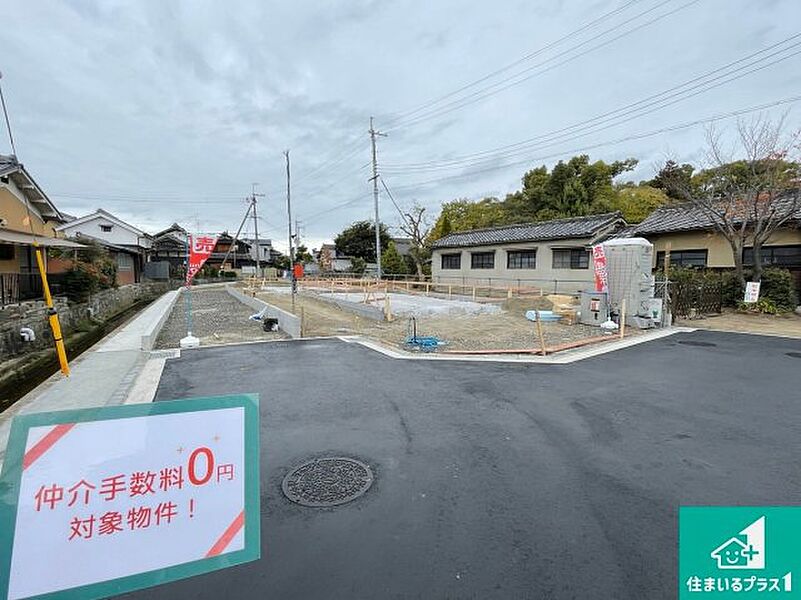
xmin=743 ymin=281 xmax=761 ymax=304
xmin=0 ymin=394 xmax=260 ymax=600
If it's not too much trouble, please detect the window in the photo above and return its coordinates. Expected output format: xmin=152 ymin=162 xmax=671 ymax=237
xmin=470 ymin=251 xmax=495 ymax=269
xmin=655 ymin=249 xmax=708 ymax=268
xmin=116 ymin=253 xmax=134 ymax=271
xmin=441 ymin=253 xmax=461 ymax=270
xmin=100 ymin=224 xmax=113 ymax=232
xmin=507 ymin=249 xmax=537 ymax=269
xmin=0 ymin=244 xmax=14 ymax=260
xmin=743 ymin=245 xmax=801 ymax=268
xmin=552 ymin=248 xmax=589 ymax=269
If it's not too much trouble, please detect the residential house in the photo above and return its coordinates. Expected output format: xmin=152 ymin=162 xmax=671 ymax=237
xmin=241 ymin=237 xmax=276 ymax=266
xmin=430 ymin=212 xmax=625 ymax=292
xmin=318 ymin=242 xmax=354 ymax=273
xmin=150 ymin=223 xmax=188 ymax=276
xmin=0 ymin=154 xmax=83 ymax=303
xmin=633 ymin=201 xmax=801 ymax=288
xmin=207 ymin=232 xmax=252 ymax=271
xmin=55 ymin=209 xmax=152 ymax=284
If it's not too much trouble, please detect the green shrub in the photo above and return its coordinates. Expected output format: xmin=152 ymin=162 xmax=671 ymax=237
xmin=758 ymin=267 xmax=797 ymax=310
xmin=738 ymin=297 xmax=779 ymax=314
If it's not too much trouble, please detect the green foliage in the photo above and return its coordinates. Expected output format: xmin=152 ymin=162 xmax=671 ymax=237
xmin=759 ymin=267 xmax=797 ymax=310
xmin=738 ymin=297 xmax=779 ymax=314
xmin=53 ymin=239 xmax=117 ymax=302
xmin=428 ymin=154 xmax=639 ymax=240
xmin=601 ymin=184 xmax=669 ymax=223
xmin=647 ymin=160 xmax=695 ymax=199
xmin=334 ymin=221 xmax=392 ymax=262
xmin=273 ymin=254 xmax=290 ymax=270
xmin=294 ymin=244 xmax=313 ymax=265
xmin=350 ymin=256 xmax=366 ymax=275
xmin=381 ymin=241 xmax=408 ymax=275
xmin=428 ymin=198 xmax=509 ymax=241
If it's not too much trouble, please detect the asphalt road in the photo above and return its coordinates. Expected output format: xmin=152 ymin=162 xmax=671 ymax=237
xmin=123 ymin=331 xmax=801 ymax=599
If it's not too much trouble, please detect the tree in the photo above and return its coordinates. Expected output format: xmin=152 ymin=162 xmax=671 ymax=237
xmin=661 ymin=116 xmax=801 ymax=288
xmin=294 ymin=244 xmax=313 ymax=264
xmin=429 ymin=198 xmax=509 ymax=241
xmin=398 ymin=203 xmax=431 ymax=280
xmin=334 ymin=221 xmax=392 ymax=263
xmin=648 ymin=160 xmax=694 ymax=200
xmin=381 ymin=241 xmax=408 ymax=275
xmin=602 ymin=184 xmax=669 ymax=223
xmin=350 ymin=257 xmax=366 ymax=275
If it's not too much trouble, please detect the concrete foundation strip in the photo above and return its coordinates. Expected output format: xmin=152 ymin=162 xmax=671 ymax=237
xmin=225 ymin=284 xmax=302 ymax=338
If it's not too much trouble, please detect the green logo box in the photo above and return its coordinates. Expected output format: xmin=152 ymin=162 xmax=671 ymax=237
xmin=680 ymin=506 xmax=801 ymax=598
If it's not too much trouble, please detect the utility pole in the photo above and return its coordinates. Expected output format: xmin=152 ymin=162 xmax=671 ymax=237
xmin=251 ymin=183 xmax=264 ymax=278
xmin=369 ymin=116 xmax=387 ymax=279
xmin=284 ymin=150 xmax=296 ymax=311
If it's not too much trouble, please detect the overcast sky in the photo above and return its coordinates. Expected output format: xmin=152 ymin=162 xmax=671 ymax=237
xmin=2 ymin=0 xmax=800 ymax=252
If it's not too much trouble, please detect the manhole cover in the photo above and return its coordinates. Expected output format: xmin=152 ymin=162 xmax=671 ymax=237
xmin=282 ymin=457 xmax=374 ymax=507
xmin=786 ymin=352 xmax=801 ymax=359
xmin=678 ymin=340 xmax=717 ymax=347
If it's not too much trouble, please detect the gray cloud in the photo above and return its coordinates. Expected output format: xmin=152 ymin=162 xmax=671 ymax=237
xmin=1 ymin=0 xmax=799 ymax=251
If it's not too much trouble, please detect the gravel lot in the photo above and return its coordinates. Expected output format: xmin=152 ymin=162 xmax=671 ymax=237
xmin=155 ymin=288 xmax=286 ymax=348
xmin=255 ymin=287 xmax=629 ymax=352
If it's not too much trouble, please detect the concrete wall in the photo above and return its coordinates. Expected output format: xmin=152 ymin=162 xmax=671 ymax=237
xmin=431 ymin=237 xmax=596 ymax=293
xmin=226 ymin=285 xmax=302 ymax=338
xmin=0 ymin=281 xmax=169 ymax=359
xmin=648 ymin=228 xmax=801 ymax=268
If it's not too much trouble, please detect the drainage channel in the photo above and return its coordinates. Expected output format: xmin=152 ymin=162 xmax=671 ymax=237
xmin=0 ymin=297 xmax=156 ymax=412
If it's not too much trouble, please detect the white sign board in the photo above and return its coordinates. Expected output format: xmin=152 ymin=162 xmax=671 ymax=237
xmin=743 ymin=281 xmax=761 ymax=303
xmin=0 ymin=394 xmax=260 ymax=600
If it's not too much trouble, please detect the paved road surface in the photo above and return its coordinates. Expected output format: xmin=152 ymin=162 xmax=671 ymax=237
xmin=123 ymin=331 xmax=801 ymax=599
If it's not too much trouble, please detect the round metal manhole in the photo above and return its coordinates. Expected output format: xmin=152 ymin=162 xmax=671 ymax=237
xmin=282 ymin=457 xmax=374 ymax=507
xmin=678 ymin=340 xmax=717 ymax=347
xmin=786 ymin=352 xmax=801 ymax=359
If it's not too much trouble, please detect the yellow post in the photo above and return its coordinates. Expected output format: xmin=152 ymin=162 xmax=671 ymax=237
xmin=448 ymin=284 xmax=452 ymax=300
xmin=34 ymin=244 xmax=70 ymax=376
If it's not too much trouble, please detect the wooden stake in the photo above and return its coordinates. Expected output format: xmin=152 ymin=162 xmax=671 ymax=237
xmin=619 ymin=298 xmax=626 ymax=339
xmin=535 ymin=310 xmax=547 ymax=356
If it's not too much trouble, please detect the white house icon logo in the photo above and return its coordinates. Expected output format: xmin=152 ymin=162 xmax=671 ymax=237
xmin=710 ymin=516 xmax=765 ymax=570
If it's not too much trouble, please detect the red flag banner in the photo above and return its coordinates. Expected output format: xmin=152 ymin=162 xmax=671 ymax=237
xmin=186 ymin=235 xmax=217 ymax=285
xmin=592 ymin=244 xmax=608 ymax=292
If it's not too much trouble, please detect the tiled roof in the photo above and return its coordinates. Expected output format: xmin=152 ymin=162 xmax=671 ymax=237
xmin=634 ymin=195 xmax=801 ymax=235
xmin=431 ymin=212 xmax=623 ymax=249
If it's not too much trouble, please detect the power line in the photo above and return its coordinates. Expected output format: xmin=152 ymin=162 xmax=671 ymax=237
xmin=383 ymin=0 xmax=700 ymax=132
xmin=382 ymin=0 xmax=644 ymax=127
xmin=383 ymin=93 xmax=801 ymax=194
xmin=381 ymin=36 xmax=801 ymax=174
xmin=287 ymin=1 xmax=653 ymax=193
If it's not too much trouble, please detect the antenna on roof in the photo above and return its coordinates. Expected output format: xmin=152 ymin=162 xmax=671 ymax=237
xmin=0 ymin=70 xmax=18 ymax=157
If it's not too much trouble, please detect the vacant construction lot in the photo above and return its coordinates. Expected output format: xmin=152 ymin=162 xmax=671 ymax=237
xmin=255 ymin=286 xmax=625 ymax=352
xmin=156 ymin=288 xmax=286 ymax=348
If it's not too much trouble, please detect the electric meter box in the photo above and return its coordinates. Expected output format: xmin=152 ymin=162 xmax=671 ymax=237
xmin=580 ymin=291 xmax=609 ymax=326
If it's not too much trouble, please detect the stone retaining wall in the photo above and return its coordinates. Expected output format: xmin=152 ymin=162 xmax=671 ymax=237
xmin=0 ymin=282 xmax=169 ymax=359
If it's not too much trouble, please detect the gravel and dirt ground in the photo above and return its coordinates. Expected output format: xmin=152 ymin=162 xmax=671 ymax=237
xmin=155 ymin=288 xmax=286 ymax=348
xmin=677 ymin=308 xmax=801 ymax=338
xmin=255 ymin=287 xmax=629 ymax=352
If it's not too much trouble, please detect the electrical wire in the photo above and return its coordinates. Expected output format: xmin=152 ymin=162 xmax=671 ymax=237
xmin=382 ymin=93 xmax=801 ymax=194
xmin=383 ymin=0 xmax=644 ymax=127
xmin=383 ymin=0 xmax=700 ymax=132
xmin=380 ymin=37 xmax=801 ymax=174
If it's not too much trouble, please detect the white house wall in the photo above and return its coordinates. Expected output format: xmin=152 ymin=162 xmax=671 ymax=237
xmin=59 ymin=216 xmax=151 ymax=248
xmin=431 ymin=238 xmax=597 ymax=294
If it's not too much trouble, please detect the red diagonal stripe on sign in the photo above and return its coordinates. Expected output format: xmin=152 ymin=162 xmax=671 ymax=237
xmin=205 ymin=510 xmax=245 ymax=558
xmin=23 ymin=423 xmax=76 ymax=470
